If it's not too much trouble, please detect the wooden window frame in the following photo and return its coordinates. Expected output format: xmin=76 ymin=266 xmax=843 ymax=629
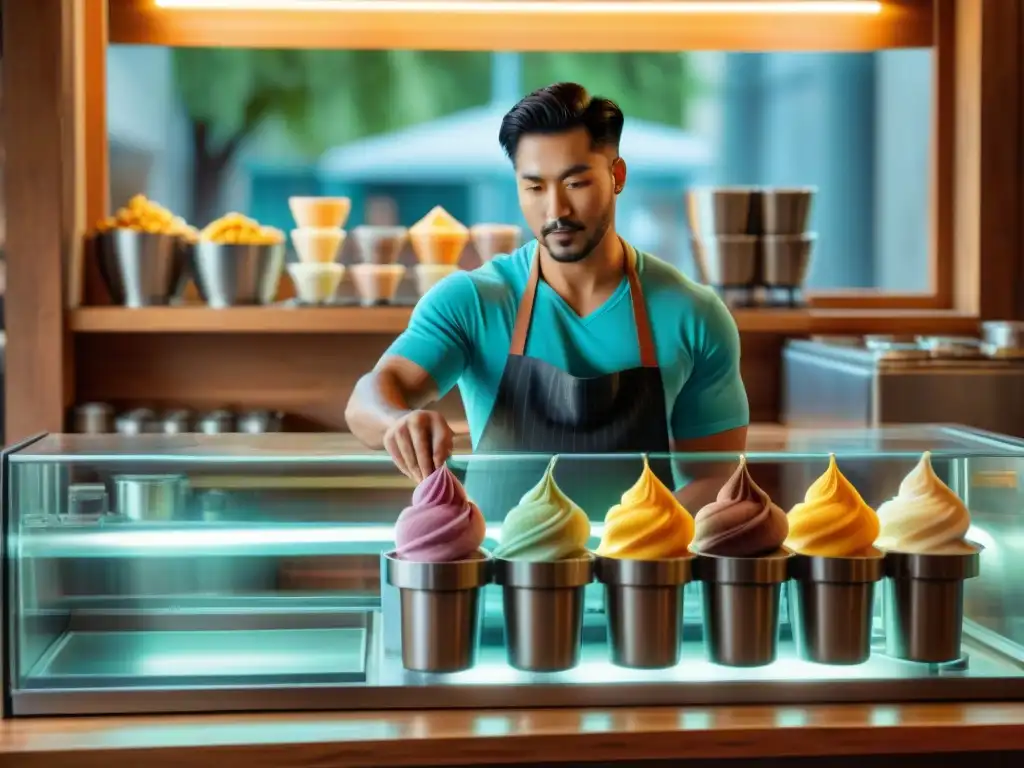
xmin=100 ymin=0 xmax=958 ymax=309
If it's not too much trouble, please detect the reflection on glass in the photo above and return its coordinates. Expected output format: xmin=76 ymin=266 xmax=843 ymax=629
xmin=107 ymin=46 xmax=931 ymax=293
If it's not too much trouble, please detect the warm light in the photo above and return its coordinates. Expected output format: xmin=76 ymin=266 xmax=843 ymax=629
xmin=154 ymin=1 xmax=884 ymax=16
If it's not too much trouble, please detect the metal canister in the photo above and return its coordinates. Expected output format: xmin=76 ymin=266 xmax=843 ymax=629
xmin=237 ymin=409 xmax=283 ymax=434
xmin=115 ymin=408 xmax=157 ymax=436
xmin=197 ymin=409 xmax=235 ymax=434
xmin=72 ymin=402 xmax=115 ymax=434
xmin=113 ymin=474 xmax=188 ymax=522
xmin=160 ymin=409 xmax=193 ymax=434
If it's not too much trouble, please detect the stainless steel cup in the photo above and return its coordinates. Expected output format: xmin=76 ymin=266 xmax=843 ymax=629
xmin=595 ymin=555 xmax=694 ymax=669
xmin=690 ymin=235 xmax=758 ymax=287
xmin=385 ymin=550 xmax=491 ymax=673
xmin=788 ymin=550 xmax=884 ymax=664
xmin=685 ymin=187 xmax=757 ymax=237
xmin=759 ymin=188 xmax=816 ymax=235
xmin=494 ymin=555 xmax=594 ymax=672
xmin=882 ymin=548 xmax=981 ymax=663
xmin=695 ymin=549 xmax=791 ymax=667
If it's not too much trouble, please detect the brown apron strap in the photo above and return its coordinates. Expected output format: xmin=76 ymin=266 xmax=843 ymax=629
xmin=624 ymin=243 xmax=659 ymax=369
xmin=509 ymin=241 xmax=658 ymax=368
xmin=509 ymin=245 xmax=541 ymax=356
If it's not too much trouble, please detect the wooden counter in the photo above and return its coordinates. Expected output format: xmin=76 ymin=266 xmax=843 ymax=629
xmin=2 ymin=702 xmax=1024 ymax=767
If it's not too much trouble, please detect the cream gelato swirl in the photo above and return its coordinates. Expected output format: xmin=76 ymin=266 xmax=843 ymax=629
xmin=693 ymin=456 xmax=788 ymax=557
xmin=394 ymin=465 xmax=485 ymax=562
xmin=786 ymin=454 xmax=879 ymax=557
xmin=876 ymin=451 xmax=973 ymax=554
xmin=493 ymin=456 xmax=591 ymax=561
xmin=597 ymin=456 xmax=693 ymax=559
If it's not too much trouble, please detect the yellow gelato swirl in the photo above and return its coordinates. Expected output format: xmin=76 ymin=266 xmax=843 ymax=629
xmin=876 ymin=451 xmax=973 ymax=554
xmin=597 ymin=456 xmax=694 ymax=559
xmin=492 ymin=456 xmax=591 ymax=561
xmin=785 ymin=454 xmax=879 ymax=557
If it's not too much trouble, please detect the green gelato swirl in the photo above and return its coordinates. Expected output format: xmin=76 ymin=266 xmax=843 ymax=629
xmin=493 ymin=456 xmax=591 ymax=561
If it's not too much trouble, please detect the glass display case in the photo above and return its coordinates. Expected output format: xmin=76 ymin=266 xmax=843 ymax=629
xmin=2 ymin=426 xmax=1023 ymax=718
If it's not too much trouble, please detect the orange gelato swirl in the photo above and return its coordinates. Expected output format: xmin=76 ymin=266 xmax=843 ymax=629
xmin=785 ymin=454 xmax=879 ymax=557
xmin=597 ymin=456 xmax=694 ymax=559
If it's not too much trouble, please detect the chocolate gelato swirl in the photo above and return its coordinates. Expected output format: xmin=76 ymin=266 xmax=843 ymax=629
xmin=692 ymin=456 xmax=789 ymax=557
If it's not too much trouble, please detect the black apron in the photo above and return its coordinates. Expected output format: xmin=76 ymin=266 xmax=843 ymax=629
xmin=464 ymin=241 xmax=674 ymax=520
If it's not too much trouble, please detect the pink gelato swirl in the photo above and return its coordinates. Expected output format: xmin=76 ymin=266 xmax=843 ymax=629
xmin=394 ymin=465 xmax=486 ymax=562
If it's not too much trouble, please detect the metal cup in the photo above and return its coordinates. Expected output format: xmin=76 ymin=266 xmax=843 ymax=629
xmin=191 ymin=241 xmax=286 ymax=307
xmin=695 ymin=549 xmax=791 ymax=667
xmin=759 ymin=188 xmax=816 ymax=235
xmin=882 ymin=548 xmax=981 ymax=663
xmin=595 ymin=555 xmax=694 ymax=669
xmin=788 ymin=550 xmax=884 ymax=664
xmin=384 ymin=550 xmax=490 ymax=673
xmin=493 ymin=555 xmax=594 ymax=672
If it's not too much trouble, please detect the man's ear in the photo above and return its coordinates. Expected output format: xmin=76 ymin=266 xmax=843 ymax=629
xmin=612 ymin=157 xmax=627 ymax=194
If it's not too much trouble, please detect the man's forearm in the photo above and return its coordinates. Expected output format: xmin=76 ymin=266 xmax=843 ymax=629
xmin=345 ymin=372 xmax=413 ymax=450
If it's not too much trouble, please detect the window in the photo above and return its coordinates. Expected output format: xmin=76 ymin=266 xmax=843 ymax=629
xmin=107 ymin=44 xmax=932 ymax=293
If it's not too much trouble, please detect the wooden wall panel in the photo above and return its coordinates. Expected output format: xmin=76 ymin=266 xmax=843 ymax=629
xmin=72 ymin=332 xmax=783 ymax=432
xmin=2 ymin=0 xmax=81 ymax=441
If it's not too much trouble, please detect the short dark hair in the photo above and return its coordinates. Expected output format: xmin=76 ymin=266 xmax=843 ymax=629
xmin=498 ymin=82 xmax=625 ymax=162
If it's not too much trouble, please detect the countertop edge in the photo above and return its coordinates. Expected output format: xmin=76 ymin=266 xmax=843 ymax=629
xmin=5 ymin=703 xmax=1024 ymax=766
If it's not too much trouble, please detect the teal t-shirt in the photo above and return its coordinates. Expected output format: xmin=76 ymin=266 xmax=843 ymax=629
xmin=386 ymin=242 xmax=750 ymax=449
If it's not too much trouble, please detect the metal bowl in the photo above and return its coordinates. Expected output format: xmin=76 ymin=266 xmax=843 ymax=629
xmin=762 ymin=233 xmax=816 ymax=287
xmin=94 ymin=230 xmax=190 ymax=307
xmin=685 ymin=187 xmax=757 ymax=238
xmin=690 ymin=235 xmax=757 ymax=287
xmin=759 ymin=188 xmax=816 ymax=235
xmin=191 ymin=241 xmax=286 ymax=307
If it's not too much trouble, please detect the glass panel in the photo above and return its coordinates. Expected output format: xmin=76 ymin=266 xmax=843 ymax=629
xmin=105 ymin=45 xmax=932 ymax=294
xmin=6 ymin=429 xmax=1023 ymax=714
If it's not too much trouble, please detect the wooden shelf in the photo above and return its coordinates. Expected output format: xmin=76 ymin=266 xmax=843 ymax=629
xmin=68 ymin=306 xmax=417 ymax=334
xmin=67 ymin=306 xmax=980 ymax=336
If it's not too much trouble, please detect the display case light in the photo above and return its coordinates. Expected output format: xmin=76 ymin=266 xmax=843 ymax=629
xmin=153 ymin=1 xmax=884 ymax=16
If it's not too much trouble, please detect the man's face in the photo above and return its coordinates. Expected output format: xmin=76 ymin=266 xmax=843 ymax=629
xmin=513 ymin=127 xmax=625 ymax=263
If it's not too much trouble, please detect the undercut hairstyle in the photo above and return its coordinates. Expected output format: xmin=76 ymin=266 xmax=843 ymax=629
xmin=497 ymin=82 xmax=625 ymax=162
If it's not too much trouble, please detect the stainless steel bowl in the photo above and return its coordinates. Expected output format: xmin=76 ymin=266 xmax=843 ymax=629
xmin=160 ymin=408 xmax=194 ymax=434
xmin=690 ymin=235 xmax=757 ymax=286
xmin=94 ymin=230 xmax=190 ymax=307
xmin=762 ymin=233 xmax=815 ymax=287
xmin=352 ymin=226 xmax=408 ymax=265
xmin=685 ymin=187 xmax=756 ymax=238
xmin=192 ymin=241 xmax=286 ymax=307
xmin=759 ymin=188 xmax=816 ymax=235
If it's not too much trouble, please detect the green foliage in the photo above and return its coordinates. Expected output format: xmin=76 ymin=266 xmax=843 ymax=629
xmin=171 ymin=48 xmax=703 ymax=158
xmin=522 ymin=52 xmax=700 ymax=128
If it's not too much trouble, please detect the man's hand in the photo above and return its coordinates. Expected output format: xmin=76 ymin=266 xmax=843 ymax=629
xmin=383 ymin=410 xmax=454 ymax=482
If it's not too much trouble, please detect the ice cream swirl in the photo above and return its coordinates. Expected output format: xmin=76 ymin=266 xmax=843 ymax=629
xmin=876 ymin=451 xmax=973 ymax=554
xmin=394 ymin=464 xmax=485 ymax=562
xmin=785 ymin=454 xmax=879 ymax=557
xmin=692 ymin=456 xmax=788 ymax=557
xmin=493 ymin=456 xmax=591 ymax=561
xmin=597 ymin=456 xmax=694 ymax=559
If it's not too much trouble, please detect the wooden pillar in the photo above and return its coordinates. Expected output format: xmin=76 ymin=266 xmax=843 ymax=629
xmin=951 ymin=0 xmax=1023 ymax=320
xmin=2 ymin=1 xmax=86 ymax=441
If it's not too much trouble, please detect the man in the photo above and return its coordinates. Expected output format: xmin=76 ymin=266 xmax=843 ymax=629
xmin=346 ymin=82 xmax=748 ymax=513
